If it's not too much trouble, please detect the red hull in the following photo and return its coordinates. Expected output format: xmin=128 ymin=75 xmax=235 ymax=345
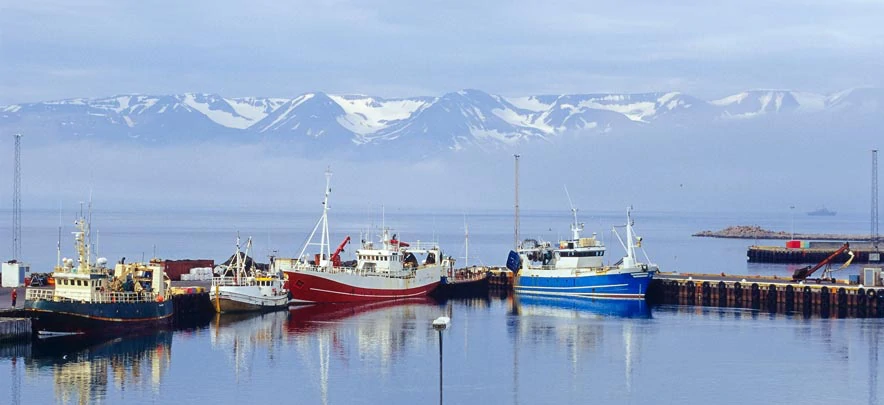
xmin=284 ymin=271 xmax=440 ymax=304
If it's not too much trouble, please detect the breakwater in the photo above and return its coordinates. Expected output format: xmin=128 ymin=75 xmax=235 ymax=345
xmin=693 ymin=225 xmax=871 ymax=241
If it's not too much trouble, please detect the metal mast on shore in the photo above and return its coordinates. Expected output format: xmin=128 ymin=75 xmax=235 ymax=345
xmin=514 ymin=154 xmax=520 ymax=250
xmin=873 ymin=149 xmax=879 ymax=252
xmin=12 ymin=133 xmax=22 ymax=261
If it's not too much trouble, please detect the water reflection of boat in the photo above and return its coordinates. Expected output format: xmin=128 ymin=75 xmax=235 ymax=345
xmin=210 ymin=311 xmax=288 ymax=350
xmin=209 ymin=310 xmax=289 ymax=382
xmin=287 ymin=297 xmax=438 ymax=334
xmin=513 ymin=294 xmax=651 ymax=319
xmin=24 ymin=332 xmax=172 ymax=403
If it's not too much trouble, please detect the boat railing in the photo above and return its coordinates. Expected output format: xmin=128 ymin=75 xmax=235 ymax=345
xmin=292 ymin=263 xmax=424 ymax=279
xmin=25 ymin=288 xmax=55 ymax=301
xmin=404 ymin=242 xmax=439 ymax=252
xmin=92 ymin=291 xmax=160 ymax=303
xmin=26 ymin=288 xmax=160 ymax=303
xmin=212 ymin=276 xmax=253 ymax=286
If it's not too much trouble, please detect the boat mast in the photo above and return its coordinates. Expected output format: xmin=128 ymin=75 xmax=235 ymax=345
xmin=75 ymin=203 xmax=90 ymax=272
xmin=244 ymin=237 xmax=253 ymax=277
xmin=321 ymin=169 xmax=331 ymax=265
xmin=464 ymin=216 xmax=469 ymax=268
xmin=514 ymin=154 xmax=520 ymax=250
xmin=565 ymin=186 xmax=583 ymax=240
xmin=625 ymin=207 xmax=637 ymax=266
xmin=56 ymin=202 xmax=62 ymax=268
xmin=297 ymin=168 xmax=334 ymax=266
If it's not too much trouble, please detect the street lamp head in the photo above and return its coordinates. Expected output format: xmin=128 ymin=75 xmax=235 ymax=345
xmin=432 ymin=316 xmax=450 ymax=331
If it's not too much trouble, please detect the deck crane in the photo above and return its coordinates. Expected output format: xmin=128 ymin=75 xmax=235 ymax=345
xmin=791 ymin=242 xmax=854 ymax=282
xmin=330 ymin=236 xmax=351 ymax=267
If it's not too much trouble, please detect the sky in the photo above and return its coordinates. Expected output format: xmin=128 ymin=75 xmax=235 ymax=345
xmin=2 ymin=0 xmax=884 ymax=105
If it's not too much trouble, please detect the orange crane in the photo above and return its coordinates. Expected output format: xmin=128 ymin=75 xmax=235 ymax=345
xmin=791 ymin=242 xmax=854 ymax=282
xmin=331 ymin=236 xmax=351 ymax=267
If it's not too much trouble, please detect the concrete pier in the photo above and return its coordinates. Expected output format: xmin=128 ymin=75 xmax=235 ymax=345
xmin=747 ymin=245 xmax=881 ymax=264
xmin=0 ymin=318 xmax=32 ymax=342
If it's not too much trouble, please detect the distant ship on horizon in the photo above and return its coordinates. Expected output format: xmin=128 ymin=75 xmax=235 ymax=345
xmin=807 ymin=207 xmax=837 ymax=216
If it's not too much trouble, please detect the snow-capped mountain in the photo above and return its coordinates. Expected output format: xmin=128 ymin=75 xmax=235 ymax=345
xmin=1 ymin=88 xmax=881 ymax=149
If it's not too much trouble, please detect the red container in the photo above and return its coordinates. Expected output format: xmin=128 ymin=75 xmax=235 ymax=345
xmin=786 ymin=240 xmax=801 ymax=249
xmin=162 ymin=259 xmax=214 ymax=281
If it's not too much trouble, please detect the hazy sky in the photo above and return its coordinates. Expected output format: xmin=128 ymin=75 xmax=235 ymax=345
xmin=2 ymin=0 xmax=884 ymax=105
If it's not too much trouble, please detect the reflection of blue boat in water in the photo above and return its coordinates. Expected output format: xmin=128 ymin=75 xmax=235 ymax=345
xmin=514 ymin=294 xmax=651 ymax=319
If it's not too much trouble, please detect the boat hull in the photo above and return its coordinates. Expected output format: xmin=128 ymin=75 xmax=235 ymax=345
xmin=209 ymin=289 xmax=289 ymax=313
xmin=23 ymin=299 xmax=174 ymax=335
xmin=515 ymin=269 xmax=655 ymax=299
xmin=284 ymin=268 xmax=440 ymax=304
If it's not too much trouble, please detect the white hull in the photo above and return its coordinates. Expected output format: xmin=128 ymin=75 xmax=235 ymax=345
xmin=209 ymin=285 xmax=289 ymax=313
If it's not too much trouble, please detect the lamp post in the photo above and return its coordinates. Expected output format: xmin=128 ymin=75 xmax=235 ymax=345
xmin=433 ymin=316 xmax=450 ymax=405
xmin=790 ymin=205 xmax=795 ymax=240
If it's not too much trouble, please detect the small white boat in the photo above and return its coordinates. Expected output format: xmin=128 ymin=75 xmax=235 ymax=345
xmin=210 ymin=237 xmax=289 ymax=313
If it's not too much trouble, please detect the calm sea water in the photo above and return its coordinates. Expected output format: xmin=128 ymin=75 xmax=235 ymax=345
xmin=1 ymin=209 xmax=882 ymax=404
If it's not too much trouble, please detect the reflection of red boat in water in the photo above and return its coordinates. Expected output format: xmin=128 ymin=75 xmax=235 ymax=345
xmin=286 ymin=297 xmax=438 ymax=334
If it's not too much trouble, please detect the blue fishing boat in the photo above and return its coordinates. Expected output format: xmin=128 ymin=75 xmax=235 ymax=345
xmin=507 ymin=207 xmax=658 ymax=299
xmin=24 ymin=210 xmax=173 ymax=336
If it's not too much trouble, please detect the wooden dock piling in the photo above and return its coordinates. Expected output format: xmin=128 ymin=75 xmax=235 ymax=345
xmin=0 ymin=318 xmax=32 ymax=342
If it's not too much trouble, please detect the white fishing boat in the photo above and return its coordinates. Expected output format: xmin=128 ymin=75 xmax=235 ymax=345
xmin=210 ymin=236 xmax=289 ymax=313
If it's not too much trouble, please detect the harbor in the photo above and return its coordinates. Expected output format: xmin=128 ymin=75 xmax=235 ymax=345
xmin=0 ymin=153 xmax=881 ymax=404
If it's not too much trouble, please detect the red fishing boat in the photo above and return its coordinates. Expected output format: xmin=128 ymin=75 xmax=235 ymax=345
xmin=272 ymin=169 xmax=452 ymax=305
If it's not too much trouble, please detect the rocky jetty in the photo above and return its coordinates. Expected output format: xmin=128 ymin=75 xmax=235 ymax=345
xmin=692 ymin=225 xmax=870 ymax=241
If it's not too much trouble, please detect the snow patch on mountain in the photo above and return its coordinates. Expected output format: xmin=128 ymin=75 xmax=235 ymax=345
xmin=179 ymin=94 xmax=253 ymax=129
xmin=330 ymin=95 xmax=429 ymax=135
xmin=226 ymin=97 xmax=287 ymax=124
xmin=506 ymin=96 xmax=554 ymax=112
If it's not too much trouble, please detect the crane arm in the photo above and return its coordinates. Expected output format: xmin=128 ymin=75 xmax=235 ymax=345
xmin=331 ymin=236 xmax=351 ymax=267
xmin=792 ymin=242 xmax=851 ymax=281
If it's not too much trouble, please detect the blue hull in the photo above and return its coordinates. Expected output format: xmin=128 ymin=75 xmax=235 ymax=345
xmin=515 ymin=271 xmax=655 ymax=298
xmin=515 ymin=294 xmax=651 ymax=318
xmin=24 ymin=299 xmax=174 ymax=335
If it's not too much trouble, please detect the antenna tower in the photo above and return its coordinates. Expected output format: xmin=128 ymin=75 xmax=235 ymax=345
xmin=514 ymin=154 xmax=520 ymax=250
xmin=873 ymin=149 xmax=879 ymax=251
xmin=12 ymin=133 xmax=22 ymax=261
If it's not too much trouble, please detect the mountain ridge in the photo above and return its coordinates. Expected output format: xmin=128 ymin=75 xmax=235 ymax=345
xmin=3 ymin=87 xmax=883 ymax=149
